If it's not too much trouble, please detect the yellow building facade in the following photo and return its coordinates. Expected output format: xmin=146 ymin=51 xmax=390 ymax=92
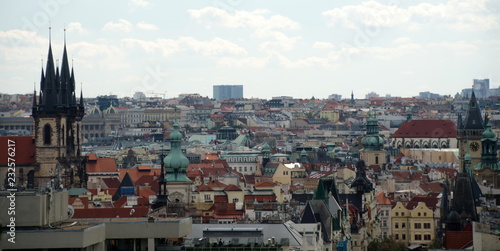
xmin=391 ymin=201 xmax=435 ymax=246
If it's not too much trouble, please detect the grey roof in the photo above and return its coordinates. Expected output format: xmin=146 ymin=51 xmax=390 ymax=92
xmin=187 ymin=223 xmax=302 ymax=246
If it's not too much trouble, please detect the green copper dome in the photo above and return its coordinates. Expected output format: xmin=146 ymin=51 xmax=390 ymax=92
xmin=261 ymin=142 xmax=271 ymax=153
xmin=301 ymin=149 xmax=307 ymax=156
xmin=362 ymin=112 xmax=384 ymax=151
xmin=482 ymin=121 xmax=496 ymax=140
xmin=163 ymin=118 xmax=190 ymax=182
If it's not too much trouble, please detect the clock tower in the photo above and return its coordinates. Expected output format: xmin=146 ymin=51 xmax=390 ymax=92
xmin=457 ymin=91 xmax=485 ymax=172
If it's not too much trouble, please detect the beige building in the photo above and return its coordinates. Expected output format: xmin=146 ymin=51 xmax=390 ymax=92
xmin=391 ymin=201 xmax=435 ymax=246
xmin=272 ymin=162 xmax=307 ymax=186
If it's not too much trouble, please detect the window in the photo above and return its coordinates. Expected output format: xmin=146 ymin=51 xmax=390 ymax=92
xmin=382 ymin=220 xmax=387 ymax=227
xmin=395 ymin=222 xmax=399 ymax=229
xmin=414 ymin=223 xmax=421 ymax=229
xmin=402 ymin=212 xmax=405 ymax=216
xmin=395 ymin=234 xmax=399 ymax=240
xmin=418 ymin=213 xmax=421 ymax=216
xmin=43 ymin=124 xmax=51 ymax=145
xmin=402 ymin=234 xmax=406 ymax=240
xmin=415 ymin=235 xmax=422 ymax=240
xmin=424 ymin=223 xmax=431 ymax=229
xmin=424 ymin=235 xmax=431 ymax=240
xmin=233 ymin=198 xmax=239 ymax=203
xmin=402 ymin=223 xmax=406 ymax=229
xmin=424 ymin=212 xmax=427 ymax=216
xmin=204 ymin=194 xmax=211 ymax=200
xmin=395 ymin=212 xmax=399 ymax=216
xmin=244 ymin=166 xmax=247 ymax=172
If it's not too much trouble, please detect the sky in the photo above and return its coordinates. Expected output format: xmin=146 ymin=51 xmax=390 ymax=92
xmin=0 ymin=0 xmax=499 ymax=100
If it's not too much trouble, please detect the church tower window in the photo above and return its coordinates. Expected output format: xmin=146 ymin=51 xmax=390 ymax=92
xmin=43 ymin=124 xmax=51 ymax=145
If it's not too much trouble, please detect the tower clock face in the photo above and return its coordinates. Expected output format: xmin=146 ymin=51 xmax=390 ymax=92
xmin=469 ymin=142 xmax=480 ymax=152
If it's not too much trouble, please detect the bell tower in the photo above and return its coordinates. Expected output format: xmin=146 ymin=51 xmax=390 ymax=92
xmin=457 ymin=91 xmax=484 ymax=172
xmin=32 ymin=28 xmax=85 ymax=189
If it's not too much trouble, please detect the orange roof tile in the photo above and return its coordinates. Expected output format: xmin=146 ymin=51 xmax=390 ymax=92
xmin=207 ymin=179 xmax=227 ymax=188
xmin=86 ymin=157 xmax=118 ymax=173
xmin=254 ymin=181 xmax=275 ymax=187
xmin=224 ymin=184 xmax=242 ymax=191
xmin=376 ymin=191 xmax=391 ymax=205
xmin=196 ymin=184 xmax=213 ymax=191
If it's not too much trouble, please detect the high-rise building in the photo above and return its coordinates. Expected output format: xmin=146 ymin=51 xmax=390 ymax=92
xmin=213 ymin=85 xmax=243 ymax=100
xmin=473 ymin=79 xmax=489 ymax=98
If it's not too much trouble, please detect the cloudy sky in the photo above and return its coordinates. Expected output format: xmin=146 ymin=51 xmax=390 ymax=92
xmin=1 ymin=0 xmax=499 ymax=99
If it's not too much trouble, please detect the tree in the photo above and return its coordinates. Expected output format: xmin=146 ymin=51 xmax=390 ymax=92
xmin=368 ymin=237 xmax=406 ymax=251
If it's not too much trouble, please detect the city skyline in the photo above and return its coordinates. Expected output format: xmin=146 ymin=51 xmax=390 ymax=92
xmin=0 ymin=0 xmax=499 ymax=99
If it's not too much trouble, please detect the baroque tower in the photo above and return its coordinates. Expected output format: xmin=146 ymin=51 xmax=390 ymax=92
xmin=360 ymin=110 xmax=385 ymax=166
xmin=31 ymin=29 xmax=85 ymax=189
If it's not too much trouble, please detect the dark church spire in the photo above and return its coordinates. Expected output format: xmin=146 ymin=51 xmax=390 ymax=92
xmin=42 ymin=26 xmax=58 ymax=110
xmin=462 ymin=91 xmax=484 ymax=130
xmin=60 ymin=28 xmax=70 ymax=107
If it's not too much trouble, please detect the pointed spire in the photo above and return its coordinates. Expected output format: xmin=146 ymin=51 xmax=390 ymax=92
xmin=39 ymin=61 xmax=45 ymax=105
xmin=43 ymin=26 xmax=57 ymax=110
xmin=79 ymin=83 xmax=84 ymax=107
xmin=463 ymin=90 xmax=484 ymax=130
xmin=60 ymin=27 xmax=70 ymax=106
xmin=33 ymin=83 xmax=37 ymax=106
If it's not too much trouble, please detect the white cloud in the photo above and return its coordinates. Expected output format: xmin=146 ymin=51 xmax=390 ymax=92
xmin=188 ymin=7 xmax=301 ymax=51
xmin=129 ymin=0 xmax=150 ymax=7
xmin=216 ymin=56 xmax=270 ymax=68
xmin=322 ymin=0 xmax=500 ymax=31
xmin=322 ymin=1 xmax=410 ymax=29
xmin=393 ymin=37 xmax=411 ymax=44
xmin=66 ymin=22 xmax=87 ymax=34
xmin=426 ymin=41 xmax=478 ymax=56
xmin=313 ymin=42 xmax=335 ymax=49
xmin=103 ymin=19 xmax=134 ymax=32
xmin=136 ymin=21 xmax=159 ymax=30
xmin=122 ymin=37 xmax=247 ymax=57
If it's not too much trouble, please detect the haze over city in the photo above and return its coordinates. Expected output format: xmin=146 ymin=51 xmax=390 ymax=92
xmin=1 ymin=0 xmax=499 ymax=99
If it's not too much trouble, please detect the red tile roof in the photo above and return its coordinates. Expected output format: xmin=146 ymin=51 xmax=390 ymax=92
xmin=391 ymin=119 xmax=456 ymax=138
xmin=86 ymin=156 xmax=118 ymax=173
xmin=206 ymin=179 xmax=227 ymax=188
xmin=406 ymin=196 xmax=439 ymax=211
xmin=102 ymin=178 xmax=121 ymax=188
xmin=445 ymin=231 xmax=473 ymax=249
xmin=376 ymin=191 xmax=391 ymax=205
xmin=254 ymin=181 xmax=275 ymax=187
xmin=135 ymin=175 xmax=159 ymax=192
xmin=419 ymin=183 xmax=443 ymax=194
xmin=213 ymin=203 xmax=244 ymax=218
xmin=119 ymin=168 xmax=158 ymax=183
xmin=224 ymin=184 xmax=242 ymax=191
xmin=0 ymin=136 xmax=35 ymax=164
xmin=73 ymin=207 xmax=150 ymax=218
xmin=139 ymin=188 xmax=156 ymax=198
xmin=196 ymin=184 xmax=213 ymax=191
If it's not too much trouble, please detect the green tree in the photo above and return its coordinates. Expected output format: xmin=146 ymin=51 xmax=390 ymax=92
xmin=368 ymin=237 xmax=406 ymax=251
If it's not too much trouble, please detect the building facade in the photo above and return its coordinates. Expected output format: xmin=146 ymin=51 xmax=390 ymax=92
xmin=213 ymin=85 xmax=243 ymax=101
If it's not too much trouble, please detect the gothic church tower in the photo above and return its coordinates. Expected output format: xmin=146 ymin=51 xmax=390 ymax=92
xmin=32 ymin=30 xmax=85 ymax=189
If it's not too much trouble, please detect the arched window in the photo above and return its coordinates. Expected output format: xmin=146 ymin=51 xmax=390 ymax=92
xmin=375 ymin=156 xmax=379 ymax=164
xmin=43 ymin=124 xmax=51 ymax=145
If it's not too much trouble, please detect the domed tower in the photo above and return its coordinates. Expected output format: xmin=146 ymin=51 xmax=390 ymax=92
xmin=360 ymin=111 xmax=385 ymax=166
xmin=474 ymin=121 xmax=500 ymax=187
xmin=300 ymin=149 xmax=308 ymax=163
xmin=163 ymin=116 xmax=193 ymax=203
